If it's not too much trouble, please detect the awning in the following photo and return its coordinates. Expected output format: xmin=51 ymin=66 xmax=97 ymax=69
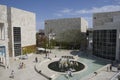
xmin=37 ymin=48 xmax=45 ymax=51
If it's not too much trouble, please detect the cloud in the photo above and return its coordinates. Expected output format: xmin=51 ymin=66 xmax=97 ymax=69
xmin=55 ymin=5 xmax=120 ymax=16
xmin=90 ymin=5 xmax=120 ymax=13
xmin=53 ymin=5 xmax=120 ymax=28
xmin=54 ymin=8 xmax=73 ymax=16
xmin=54 ymin=13 xmax=63 ymax=17
xmin=59 ymin=8 xmax=73 ymax=13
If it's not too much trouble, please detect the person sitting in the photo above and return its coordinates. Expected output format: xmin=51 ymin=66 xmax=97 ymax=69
xmin=94 ymin=72 xmax=97 ymax=76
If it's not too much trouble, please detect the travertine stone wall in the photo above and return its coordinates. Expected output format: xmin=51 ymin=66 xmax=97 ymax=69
xmin=45 ymin=17 xmax=88 ymax=41
xmin=93 ymin=11 xmax=120 ymax=29
xmin=0 ymin=5 xmax=9 ymax=68
xmin=10 ymin=7 xmax=36 ymax=47
xmin=0 ymin=4 xmax=36 ymax=67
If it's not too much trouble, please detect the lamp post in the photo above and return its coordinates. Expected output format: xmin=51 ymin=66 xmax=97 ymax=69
xmin=48 ymin=33 xmax=55 ymax=53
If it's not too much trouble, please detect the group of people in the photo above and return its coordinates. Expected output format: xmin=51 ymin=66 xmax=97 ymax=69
xmin=9 ymin=56 xmax=38 ymax=79
xmin=10 ymin=62 xmax=26 ymax=79
xmin=18 ymin=62 xmax=25 ymax=69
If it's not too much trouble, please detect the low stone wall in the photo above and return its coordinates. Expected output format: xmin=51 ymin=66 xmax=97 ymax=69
xmin=34 ymin=58 xmax=59 ymax=80
xmin=34 ymin=64 xmax=52 ymax=80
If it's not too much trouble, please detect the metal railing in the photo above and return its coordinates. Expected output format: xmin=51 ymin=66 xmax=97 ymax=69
xmin=110 ymin=71 xmax=120 ymax=80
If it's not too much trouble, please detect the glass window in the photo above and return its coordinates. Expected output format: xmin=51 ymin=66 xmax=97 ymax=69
xmin=93 ymin=30 xmax=116 ymax=60
xmin=0 ymin=46 xmax=5 ymax=56
xmin=0 ymin=23 xmax=5 ymax=40
xmin=13 ymin=27 xmax=21 ymax=56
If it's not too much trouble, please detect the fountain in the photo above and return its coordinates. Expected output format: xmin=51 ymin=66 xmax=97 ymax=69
xmin=48 ymin=56 xmax=85 ymax=72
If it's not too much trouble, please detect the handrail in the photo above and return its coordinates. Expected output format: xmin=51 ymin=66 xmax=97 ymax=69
xmin=110 ymin=71 xmax=120 ymax=80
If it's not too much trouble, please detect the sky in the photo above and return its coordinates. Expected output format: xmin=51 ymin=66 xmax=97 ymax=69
xmin=0 ymin=0 xmax=120 ymax=31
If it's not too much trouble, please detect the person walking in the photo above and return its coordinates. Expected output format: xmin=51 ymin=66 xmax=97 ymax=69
xmin=10 ymin=70 xmax=14 ymax=79
xmin=35 ymin=57 xmax=38 ymax=63
xmin=18 ymin=62 xmax=21 ymax=69
xmin=45 ymin=53 xmax=47 ymax=58
xmin=110 ymin=64 xmax=112 ymax=71
xmin=117 ymin=64 xmax=120 ymax=72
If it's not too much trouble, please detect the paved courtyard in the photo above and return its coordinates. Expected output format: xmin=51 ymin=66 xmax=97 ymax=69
xmin=0 ymin=54 xmax=47 ymax=80
xmin=0 ymin=49 xmax=119 ymax=80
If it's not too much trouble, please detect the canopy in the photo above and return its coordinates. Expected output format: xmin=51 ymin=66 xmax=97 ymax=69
xmin=37 ymin=48 xmax=45 ymax=51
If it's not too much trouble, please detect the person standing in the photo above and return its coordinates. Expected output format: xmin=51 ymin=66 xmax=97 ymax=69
xmin=35 ymin=57 xmax=38 ymax=63
xmin=110 ymin=64 xmax=112 ymax=71
xmin=117 ymin=64 xmax=120 ymax=72
xmin=45 ymin=53 xmax=47 ymax=58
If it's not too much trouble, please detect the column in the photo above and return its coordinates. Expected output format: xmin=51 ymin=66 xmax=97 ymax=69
xmin=115 ymin=29 xmax=120 ymax=61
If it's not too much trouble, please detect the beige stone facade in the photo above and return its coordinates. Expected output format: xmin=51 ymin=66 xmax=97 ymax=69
xmin=0 ymin=5 xmax=36 ymax=68
xmin=0 ymin=5 xmax=9 ymax=68
xmin=45 ymin=17 xmax=88 ymax=41
xmin=9 ymin=7 xmax=36 ymax=57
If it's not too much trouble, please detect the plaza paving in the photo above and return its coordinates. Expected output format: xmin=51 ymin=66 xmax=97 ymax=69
xmin=0 ymin=54 xmax=47 ymax=80
xmin=0 ymin=49 xmax=119 ymax=80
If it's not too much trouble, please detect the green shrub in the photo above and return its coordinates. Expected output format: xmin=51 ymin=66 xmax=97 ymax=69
xmin=22 ymin=45 xmax=36 ymax=55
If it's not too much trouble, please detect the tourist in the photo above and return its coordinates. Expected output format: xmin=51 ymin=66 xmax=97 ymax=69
xmin=35 ymin=57 xmax=38 ymax=63
xmin=18 ymin=62 xmax=25 ymax=69
xmin=69 ymin=71 xmax=73 ymax=77
xmin=69 ymin=69 xmax=73 ymax=77
xmin=19 ymin=62 xmax=22 ymax=69
xmin=110 ymin=64 xmax=112 ymax=71
xmin=19 ymin=62 xmax=25 ymax=69
xmin=66 ymin=71 xmax=69 ymax=79
xmin=45 ymin=53 xmax=47 ymax=58
xmin=117 ymin=64 xmax=120 ymax=72
xmin=9 ymin=70 xmax=14 ymax=79
xmin=22 ymin=62 xmax=26 ymax=68
xmin=94 ymin=72 xmax=97 ymax=76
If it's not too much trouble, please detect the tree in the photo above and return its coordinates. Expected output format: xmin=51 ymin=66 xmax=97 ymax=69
xmin=36 ymin=32 xmax=48 ymax=48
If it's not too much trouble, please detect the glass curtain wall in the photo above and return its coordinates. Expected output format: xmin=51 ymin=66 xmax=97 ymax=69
xmin=93 ymin=30 xmax=116 ymax=60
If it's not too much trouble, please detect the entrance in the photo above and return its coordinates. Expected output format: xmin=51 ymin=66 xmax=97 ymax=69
xmin=0 ymin=46 xmax=5 ymax=64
